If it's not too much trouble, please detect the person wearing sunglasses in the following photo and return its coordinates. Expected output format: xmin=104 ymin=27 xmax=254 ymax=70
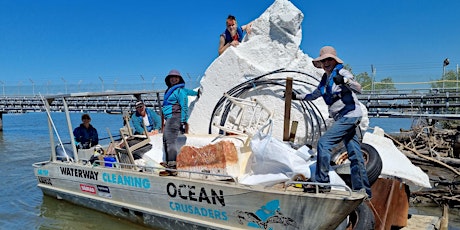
xmin=218 ymin=14 xmax=253 ymax=55
xmin=73 ymin=113 xmax=99 ymax=149
xmin=291 ymin=46 xmax=372 ymax=198
xmin=131 ymin=100 xmax=161 ymax=135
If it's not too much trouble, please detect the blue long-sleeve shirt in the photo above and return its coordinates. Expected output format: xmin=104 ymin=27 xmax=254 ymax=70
xmin=73 ymin=124 xmax=98 ymax=148
xmin=162 ymin=87 xmax=198 ymax=122
xmin=131 ymin=107 xmax=161 ymax=134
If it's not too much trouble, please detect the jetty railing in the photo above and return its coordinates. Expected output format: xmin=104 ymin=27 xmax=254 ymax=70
xmin=1 ymin=88 xmax=460 ymax=118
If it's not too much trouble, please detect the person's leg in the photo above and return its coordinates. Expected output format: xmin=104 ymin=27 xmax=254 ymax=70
xmin=315 ymin=117 xmax=352 ymax=183
xmin=343 ymin=117 xmax=372 ymax=198
xmin=162 ymin=116 xmax=181 ymax=167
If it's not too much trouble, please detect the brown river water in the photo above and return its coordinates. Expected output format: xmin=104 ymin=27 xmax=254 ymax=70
xmin=1 ymin=113 xmax=459 ymax=229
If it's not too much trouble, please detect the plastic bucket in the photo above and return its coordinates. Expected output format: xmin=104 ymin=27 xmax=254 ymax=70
xmin=104 ymin=156 xmax=117 ymax=167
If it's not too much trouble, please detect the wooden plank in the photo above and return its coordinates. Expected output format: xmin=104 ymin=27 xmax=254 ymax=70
xmin=369 ymin=178 xmax=409 ymax=229
xmin=388 ymin=180 xmax=409 ymax=228
xmin=283 ymin=77 xmax=293 ymax=141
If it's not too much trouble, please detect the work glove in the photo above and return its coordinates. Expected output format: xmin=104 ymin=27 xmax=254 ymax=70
xmin=283 ymin=91 xmax=300 ymax=100
xmin=333 ymin=75 xmax=345 ymax=85
xmin=291 ymin=91 xmax=299 ymax=100
xmin=197 ymin=89 xmax=201 ymax=99
xmin=180 ymin=122 xmax=187 ymax=134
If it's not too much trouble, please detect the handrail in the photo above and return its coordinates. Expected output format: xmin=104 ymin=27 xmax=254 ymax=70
xmin=92 ymin=160 xmax=239 ymax=184
xmin=32 ymin=161 xmax=51 ymax=167
xmin=284 ymin=181 xmax=354 ymax=196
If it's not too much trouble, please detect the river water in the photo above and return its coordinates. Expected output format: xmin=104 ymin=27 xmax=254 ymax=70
xmin=0 ymin=113 xmax=459 ymax=229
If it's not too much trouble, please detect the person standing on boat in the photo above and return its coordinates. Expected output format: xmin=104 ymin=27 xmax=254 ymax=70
xmin=73 ymin=113 xmax=99 ymax=149
xmin=131 ymin=101 xmax=161 ymax=135
xmin=218 ymin=15 xmax=253 ymax=55
xmin=292 ymin=46 xmax=372 ymax=198
xmin=160 ymin=69 xmax=199 ymax=176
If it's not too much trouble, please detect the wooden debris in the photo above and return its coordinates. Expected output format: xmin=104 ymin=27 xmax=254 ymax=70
xmin=381 ymin=122 xmax=460 ymax=210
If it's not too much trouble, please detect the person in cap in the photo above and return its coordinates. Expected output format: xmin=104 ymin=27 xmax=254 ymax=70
xmin=291 ymin=46 xmax=371 ymax=198
xmin=160 ymin=69 xmax=199 ymax=176
xmin=131 ymin=100 xmax=161 ymax=135
xmin=73 ymin=113 xmax=99 ymax=149
xmin=218 ymin=15 xmax=253 ymax=55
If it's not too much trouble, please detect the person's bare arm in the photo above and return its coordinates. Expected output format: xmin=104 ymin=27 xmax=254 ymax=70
xmin=241 ymin=21 xmax=253 ymax=34
xmin=218 ymin=35 xmax=232 ymax=55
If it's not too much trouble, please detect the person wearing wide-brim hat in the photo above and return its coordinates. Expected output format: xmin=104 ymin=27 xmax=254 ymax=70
xmin=311 ymin=46 xmax=344 ymax=69
xmin=291 ymin=46 xmax=372 ymax=198
xmin=160 ymin=69 xmax=199 ymax=176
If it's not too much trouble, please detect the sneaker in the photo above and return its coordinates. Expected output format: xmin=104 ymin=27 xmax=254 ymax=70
xmin=303 ymin=184 xmax=331 ymax=193
xmin=159 ymin=169 xmax=177 ymax=176
xmin=355 ymin=188 xmax=372 ymax=200
xmin=159 ymin=164 xmax=178 ymax=177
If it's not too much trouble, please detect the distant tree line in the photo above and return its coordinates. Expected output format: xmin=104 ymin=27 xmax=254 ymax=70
xmin=430 ymin=70 xmax=458 ymax=89
xmin=346 ymin=65 xmax=459 ymax=92
xmin=344 ymin=64 xmax=396 ymax=92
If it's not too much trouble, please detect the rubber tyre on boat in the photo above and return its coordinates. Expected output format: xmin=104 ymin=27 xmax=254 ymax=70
xmin=332 ymin=143 xmax=383 ymax=186
xmin=346 ymin=202 xmax=375 ymax=230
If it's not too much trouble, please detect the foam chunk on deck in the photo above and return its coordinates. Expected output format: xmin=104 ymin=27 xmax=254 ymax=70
xmin=177 ymin=141 xmax=239 ymax=180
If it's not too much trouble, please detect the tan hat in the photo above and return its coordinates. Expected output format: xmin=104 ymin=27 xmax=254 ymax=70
xmin=312 ymin=46 xmax=344 ymax=68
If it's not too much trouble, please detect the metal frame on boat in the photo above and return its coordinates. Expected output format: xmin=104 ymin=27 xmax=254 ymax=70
xmin=33 ymin=91 xmax=366 ymax=230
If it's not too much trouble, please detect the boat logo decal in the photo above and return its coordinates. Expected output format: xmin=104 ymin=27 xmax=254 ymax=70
xmin=37 ymin=169 xmax=49 ymax=176
xmin=38 ymin=176 xmax=52 ymax=185
xmin=97 ymin=185 xmax=112 ymax=198
xmin=168 ymin=201 xmax=229 ymax=222
xmin=235 ymin=200 xmax=298 ymax=229
xmin=80 ymin=184 xmax=97 ymax=194
xmin=167 ymin=183 xmax=228 ymax=221
xmin=102 ymin=172 xmax=150 ymax=189
xmin=60 ymin=167 xmax=98 ymax=180
xmin=166 ymin=182 xmax=225 ymax=206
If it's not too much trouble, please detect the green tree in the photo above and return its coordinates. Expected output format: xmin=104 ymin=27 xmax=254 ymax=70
xmin=430 ymin=70 xmax=458 ymax=90
xmin=343 ymin=64 xmax=353 ymax=72
xmin=354 ymin=72 xmax=372 ymax=90
xmin=375 ymin=77 xmax=396 ymax=91
xmin=346 ymin=65 xmax=396 ymax=91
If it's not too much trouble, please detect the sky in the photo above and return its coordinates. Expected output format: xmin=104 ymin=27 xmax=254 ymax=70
xmin=1 ymin=0 xmax=460 ymax=94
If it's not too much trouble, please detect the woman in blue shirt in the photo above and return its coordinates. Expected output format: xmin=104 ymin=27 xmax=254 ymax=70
xmin=160 ymin=69 xmax=198 ymax=176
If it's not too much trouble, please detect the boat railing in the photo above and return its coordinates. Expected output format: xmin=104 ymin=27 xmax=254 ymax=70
xmin=92 ymin=160 xmax=238 ymax=183
xmin=284 ymin=181 xmax=355 ymax=196
xmin=32 ymin=161 xmax=51 ymax=168
xmin=34 ymin=159 xmax=359 ymax=195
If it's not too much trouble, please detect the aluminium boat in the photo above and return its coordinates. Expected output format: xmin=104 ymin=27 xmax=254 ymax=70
xmin=33 ymin=91 xmax=366 ymax=230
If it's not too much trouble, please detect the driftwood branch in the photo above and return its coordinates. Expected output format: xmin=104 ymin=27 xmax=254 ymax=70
xmin=384 ymin=133 xmax=460 ymax=177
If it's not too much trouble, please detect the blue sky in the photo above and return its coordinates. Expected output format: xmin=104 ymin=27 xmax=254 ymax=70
xmin=1 ymin=0 xmax=459 ymax=94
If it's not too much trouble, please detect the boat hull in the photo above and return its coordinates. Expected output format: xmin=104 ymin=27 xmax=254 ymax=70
xmin=34 ymin=161 xmax=365 ymax=230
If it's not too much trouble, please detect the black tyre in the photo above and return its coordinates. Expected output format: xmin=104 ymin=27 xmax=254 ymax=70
xmin=332 ymin=143 xmax=383 ymax=186
xmin=347 ymin=203 xmax=375 ymax=230
xmin=360 ymin=143 xmax=382 ymax=184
